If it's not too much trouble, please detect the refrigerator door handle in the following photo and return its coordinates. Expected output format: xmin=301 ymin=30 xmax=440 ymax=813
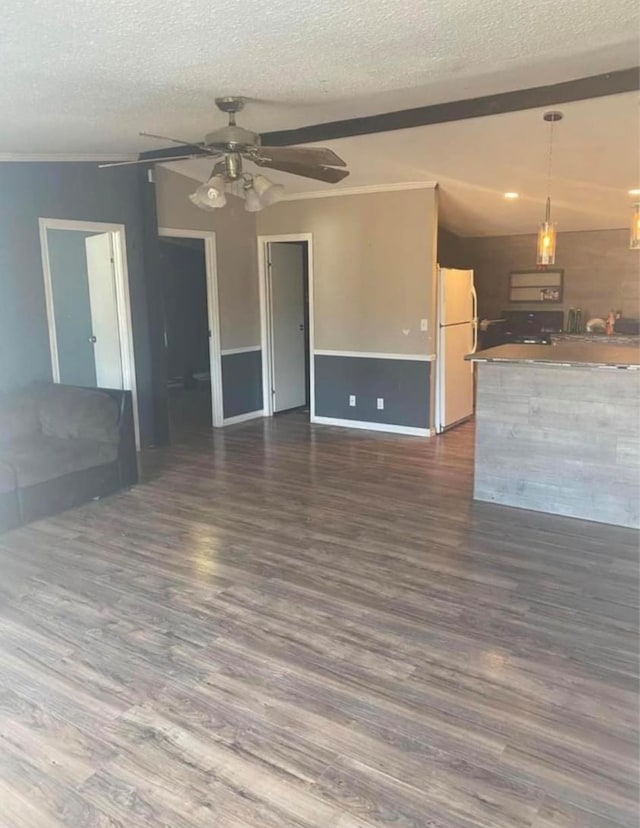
xmin=471 ymin=284 xmax=478 ymax=353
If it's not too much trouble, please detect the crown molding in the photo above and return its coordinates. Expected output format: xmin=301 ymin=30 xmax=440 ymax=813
xmin=0 ymin=153 xmax=137 ymax=162
xmin=280 ymin=181 xmax=438 ymax=201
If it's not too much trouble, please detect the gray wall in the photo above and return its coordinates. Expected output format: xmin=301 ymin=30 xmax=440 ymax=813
xmin=258 ymin=188 xmax=439 ymax=430
xmin=468 ymin=228 xmax=640 ymax=322
xmin=0 ymin=162 xmax=157 ymax=446
xmin=437 ymin=226 xmax=473 ymax=269
xmin=258 ymin=188 xmax=439 ymax=355
xmin=155 ymin=167 xmax=260 ymax=351
xmin=47 ymin=229 xmax=97 ymax=387
xmin=315 ymin=355 xmax=430 ymax=428
xmin=221 ymin=350 xmax=263 ymax=418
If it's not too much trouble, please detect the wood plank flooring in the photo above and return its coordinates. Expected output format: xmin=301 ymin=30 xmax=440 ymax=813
xmin=0 ymin=412 xmax=637 ymax=827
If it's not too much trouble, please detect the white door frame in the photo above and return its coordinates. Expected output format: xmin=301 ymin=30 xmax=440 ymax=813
xmin=257 ymin=234 xmax=314 ymax=418
xmin=38 ymin=217 xmax=141 ymax=449
xmin=158 ymin=227 xmax=224 ymax=427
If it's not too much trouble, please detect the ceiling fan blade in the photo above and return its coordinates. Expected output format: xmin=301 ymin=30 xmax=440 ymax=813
xmin=251 ymin=156 xmax=350 ymax=183
xmin=98 ymin=153 xmax=211 ymax=168
xmin=139 ymin=131 xmax=220 ymax=155
xmin=253 ymin=145 xmax=347 ymax=167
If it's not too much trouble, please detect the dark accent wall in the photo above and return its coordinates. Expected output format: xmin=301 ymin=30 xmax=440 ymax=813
xmin=314 ymin=356 xmax=430 ymax=429
xmin=222 ymin=350 xmax=263 ymax=418
xmin=437 ymin=227 xmax=473 ymax=269
xmin=0 ymin=162 xmax=161 ymax=447
xmin=468 ymin=228 xmax=640 ymax=323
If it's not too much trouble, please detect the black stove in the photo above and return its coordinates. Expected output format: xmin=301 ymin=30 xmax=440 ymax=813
xmin=501 ymin=310 xmax=564 ymax=345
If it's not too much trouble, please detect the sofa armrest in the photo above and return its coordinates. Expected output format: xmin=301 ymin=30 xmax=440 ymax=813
xmin=115 ymin=390 xmax=138 ymax=487
xmin=47 ymin=384 xmax=138 ymax=488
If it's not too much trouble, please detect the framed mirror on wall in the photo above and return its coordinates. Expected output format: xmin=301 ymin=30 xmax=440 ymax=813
xmin=509 ymin=269 xmax=564 ymax=303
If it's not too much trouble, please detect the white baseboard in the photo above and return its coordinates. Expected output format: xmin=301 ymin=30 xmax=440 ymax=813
xmin=223 ymin=409 xmax=265 ymax=426
xmin=311 ymin=415 xmax=431 ymax=437
xmin=314 ymin=349 xmax=435 ymax=362
xmin=220 ymin=345 xmax=261 ymax=356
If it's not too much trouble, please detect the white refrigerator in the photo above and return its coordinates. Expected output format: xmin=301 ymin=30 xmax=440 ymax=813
xmin=435 ymin=267 xmax=478 ymax=433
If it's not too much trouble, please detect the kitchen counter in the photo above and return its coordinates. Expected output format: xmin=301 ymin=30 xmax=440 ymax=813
xmin=468 ymin=344 xmax=640 ymax=528
xmin=467 ymin=342 xmax=640 ymax=369
xmin=551 ymin=333 xmax=640 ymax=346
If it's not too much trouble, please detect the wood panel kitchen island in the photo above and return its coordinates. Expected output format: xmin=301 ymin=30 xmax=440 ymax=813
xmin=467 ymin=343 xmax=640 ymax=528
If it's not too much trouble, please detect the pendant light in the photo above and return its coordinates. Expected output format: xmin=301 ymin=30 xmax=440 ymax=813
xmin=537 ymin=111 xmax=563 ymax=267
xmin=630 ymin=203 xmax=640 ymax=250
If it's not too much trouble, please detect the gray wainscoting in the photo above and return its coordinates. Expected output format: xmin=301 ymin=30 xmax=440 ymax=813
xmin=222 ymin=350 xmax=263 ymax=418
xmin=314 ymin=355 xmax=430 ymax=428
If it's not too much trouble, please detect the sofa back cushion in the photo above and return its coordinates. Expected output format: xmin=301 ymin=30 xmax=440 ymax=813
xmin=0 ymin=389 xmax=41 ymax=443
xmin=39 ymin=385 xmax=120 ymax=445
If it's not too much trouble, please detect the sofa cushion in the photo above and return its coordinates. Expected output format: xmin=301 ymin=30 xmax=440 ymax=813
xmin=39 ymin=385 xmax=120 ymax=445
xmin=0 ymin=462 xmax=17 ymax=494
xmin=1 ymin=434 xmax=117 ymax=488
xmin=0 ymin=389 xmax=41 ymax=443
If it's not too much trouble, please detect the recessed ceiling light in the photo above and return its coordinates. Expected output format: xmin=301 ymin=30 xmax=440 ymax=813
xmin=503 ymin=192 xmax=519 ymax=199
xmin=629 ymin=188 xmax=640 ymax=196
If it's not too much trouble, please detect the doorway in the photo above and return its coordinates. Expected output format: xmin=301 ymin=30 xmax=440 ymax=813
xmin=157 ymin=228 xmax=223 ymax=435
xmin=39 ymin=218 xmax=140 ymax=447
xmin=258 ymin=236 xmax=313 ymax=418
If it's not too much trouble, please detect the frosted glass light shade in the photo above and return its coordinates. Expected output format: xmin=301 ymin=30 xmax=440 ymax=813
xmin=252 ymin=174 xmax=284 ymax=206
xmin=189 ymin=175 xmax=227 ymax=210
xmin=244 ymin=185 xmax=263 ymax=212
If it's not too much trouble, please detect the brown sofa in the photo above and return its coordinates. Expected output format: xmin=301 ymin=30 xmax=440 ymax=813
xmin=0 ymin=383 xmax=137 ymax=532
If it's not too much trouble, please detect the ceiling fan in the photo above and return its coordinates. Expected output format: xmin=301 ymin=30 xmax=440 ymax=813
xmin=100 ymin=96 xmax=349 ymax=211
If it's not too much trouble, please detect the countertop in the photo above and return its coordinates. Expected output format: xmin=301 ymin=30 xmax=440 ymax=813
xmin=550 ymin=333 xmax=640 ymax=345
xmin=466 ymin=342 xmax=640 ymax=368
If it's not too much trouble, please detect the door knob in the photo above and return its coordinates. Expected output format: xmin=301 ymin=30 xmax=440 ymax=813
xmin=299 ymin=324 xmax=305 ymax=331
xmin=88 ymin=336 xmax=97 ymax=343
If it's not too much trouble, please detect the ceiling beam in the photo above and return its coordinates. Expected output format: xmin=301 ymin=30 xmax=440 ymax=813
xmin=140 ymin=67 xmax=638 ymax=160
xmin=261 ymin=68 xmax=639 ymax=146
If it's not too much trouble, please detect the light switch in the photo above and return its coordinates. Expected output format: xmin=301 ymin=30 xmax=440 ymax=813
xmin=420 ymin=319 xmax=429 ymax=331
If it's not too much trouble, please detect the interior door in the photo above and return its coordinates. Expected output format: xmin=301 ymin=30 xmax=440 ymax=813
xmin=46 ymin=228 xmax=97 ymax=387
xmin=85 ymin=233 xmax=124 ymax=389
xmin=268 ymin=242 xmax=306 ymax=412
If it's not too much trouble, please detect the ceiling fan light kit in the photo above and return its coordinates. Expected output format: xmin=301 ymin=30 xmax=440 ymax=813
xmin=101 ymin=96 xmax=349 ymax=212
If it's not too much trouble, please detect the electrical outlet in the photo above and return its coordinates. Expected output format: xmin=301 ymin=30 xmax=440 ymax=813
xmin=377 ymin=397 xmax=384 ymax=410
xmin=349 ymin=394 xmax=356 ymax=407
xmin=420 ymin=318 xmax=429 ymax=331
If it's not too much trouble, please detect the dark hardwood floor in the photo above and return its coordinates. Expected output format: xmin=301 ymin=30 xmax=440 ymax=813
xmin=0 ymin=413 xmax=638 ymax=827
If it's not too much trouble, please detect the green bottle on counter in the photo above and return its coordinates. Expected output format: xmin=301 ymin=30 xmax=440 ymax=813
xmin=574 ymin=308 xmax=582 ymax=333
xmin=567 ymin=308 xmax=576 ymax=333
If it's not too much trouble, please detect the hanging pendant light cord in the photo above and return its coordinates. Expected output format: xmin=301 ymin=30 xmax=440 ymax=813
xmin=545 ymin=117 xmax=555 ymax=223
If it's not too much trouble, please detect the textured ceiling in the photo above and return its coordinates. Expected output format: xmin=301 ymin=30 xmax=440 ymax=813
xmin=166 ymin=93 xmax=640 ymax=236
xmin=1 ymin=0 xmax=639 ymax=155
